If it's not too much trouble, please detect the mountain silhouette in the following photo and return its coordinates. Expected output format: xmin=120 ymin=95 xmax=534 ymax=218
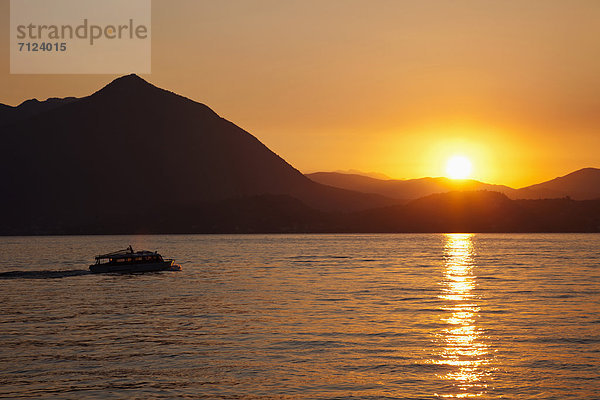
xmin=305 ymin=172 xmax=518 ymax=201
xmin=516 ymin=168 xmax=600 ymax=200
xmin=306 ymin=169 xmax=600 ymax=201
xmin=2 ymin=75 xmax=598 ymax=234
xmin=0 ymin=74 xmax=395 ymax=234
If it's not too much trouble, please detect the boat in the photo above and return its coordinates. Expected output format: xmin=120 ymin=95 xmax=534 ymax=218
xmin=89 ymin=245 xmax=182 ymax=273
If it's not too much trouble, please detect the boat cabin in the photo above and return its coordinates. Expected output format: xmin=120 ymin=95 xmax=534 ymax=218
xmin=93 ymin=245 xmax=165 ymax=266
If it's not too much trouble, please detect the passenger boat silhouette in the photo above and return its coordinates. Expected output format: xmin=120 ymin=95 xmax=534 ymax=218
xmin=89 ymin=245 xmax=182 ymax=273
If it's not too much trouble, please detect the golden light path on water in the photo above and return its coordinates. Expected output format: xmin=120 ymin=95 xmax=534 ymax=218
xmin=435 ymin=234 xmax=490 ymax=398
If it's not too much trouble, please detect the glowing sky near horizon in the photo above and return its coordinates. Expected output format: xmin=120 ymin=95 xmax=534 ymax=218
xmin=1 ymin=0 xmax=599 ymax=187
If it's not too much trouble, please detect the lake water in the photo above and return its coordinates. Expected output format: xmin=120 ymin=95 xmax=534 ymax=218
xmin=0 ymin=234 xmax=598 ymax=399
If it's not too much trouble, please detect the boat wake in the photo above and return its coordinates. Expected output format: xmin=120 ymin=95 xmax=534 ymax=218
xmin=0 ymin=269 xmax=91 ymax=279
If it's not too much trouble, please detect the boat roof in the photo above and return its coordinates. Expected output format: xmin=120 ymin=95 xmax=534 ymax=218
xmin=95 ymin=246 xmax=160 ymax=260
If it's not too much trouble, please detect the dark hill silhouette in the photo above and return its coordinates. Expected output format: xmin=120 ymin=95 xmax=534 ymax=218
xmin=306 ymin=169 xmax=600 ymax=201
xmin=346 ymin=191 xmax=523 ymax=232
xmin=9 ymin=189 xmax=594 ymax=234
xmin=306 ymin=172 xmax=518 ymax=201
xmin=0 ymin=74 xmax=395 ymax=234
xmin=343 ymin=191 xmax=600 ymax=233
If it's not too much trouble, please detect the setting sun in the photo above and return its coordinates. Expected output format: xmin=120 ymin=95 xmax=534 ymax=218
xmin=446 ymin=156 xmax=472 ymax=180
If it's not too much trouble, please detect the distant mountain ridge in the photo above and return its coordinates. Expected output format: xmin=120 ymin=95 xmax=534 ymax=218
xmin=306 ymin=168 xmax=600 ymax=201
xmin=518 ymin=168 xmax=600 ymax=200
xmin=0 ymin=97 xmax=78 ymax=126
xmin=333 ymin=169 xmax=391 ymax=180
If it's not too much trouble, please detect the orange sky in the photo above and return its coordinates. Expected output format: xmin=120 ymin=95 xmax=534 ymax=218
xmin=1 ymin=0 xmax=599 ymax=187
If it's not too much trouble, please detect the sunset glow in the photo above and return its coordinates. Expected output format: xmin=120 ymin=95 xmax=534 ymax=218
xmin=1 ymin=1 xmax=598 ymax=187
xmin=0 ymin=1 xmax=598 ymax=399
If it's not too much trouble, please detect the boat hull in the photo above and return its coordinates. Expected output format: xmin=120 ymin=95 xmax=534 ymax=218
xmin=89 ymin=261 xmax=180 ymax=274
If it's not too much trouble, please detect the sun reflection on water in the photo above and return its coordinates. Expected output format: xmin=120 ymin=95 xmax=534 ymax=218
xmin=434 ymin=233 xmax=489 ymax=398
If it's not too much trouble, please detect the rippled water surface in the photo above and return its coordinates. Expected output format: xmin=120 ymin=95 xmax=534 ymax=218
xmin=0 ymin=234 xmax=598 ymax=399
